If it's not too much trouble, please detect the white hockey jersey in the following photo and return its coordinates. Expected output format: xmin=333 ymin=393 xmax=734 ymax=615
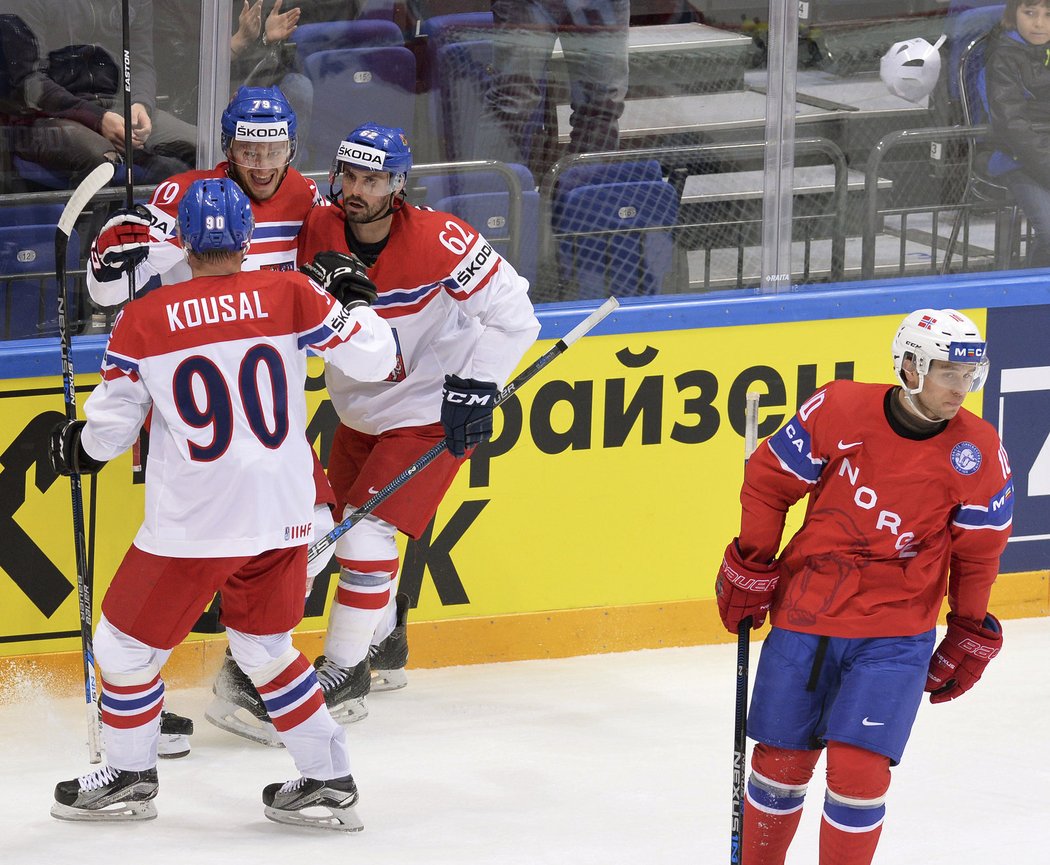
xmin=87 ymin=164 xmax=327 ymax=308
xmin=297 ymin=202 xmax=541 ymax=434
xmin=81 ymin=270 xmax=395 ymax=557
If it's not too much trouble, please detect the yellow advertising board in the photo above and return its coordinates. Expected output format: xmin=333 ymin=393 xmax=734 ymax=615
xmin=0 ymin=312 xmax=990 ymax=658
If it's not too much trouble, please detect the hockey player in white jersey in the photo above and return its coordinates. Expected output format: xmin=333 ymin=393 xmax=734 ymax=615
xmin=291 ymin=123 xmax=540 ymax=723
xmin=200 ymin=123 xmax=540 ymax=741
xmin=84 ymin=84 xmax=341 ymax=754
xmin=48 ymin=178 xmax=394 ymax=829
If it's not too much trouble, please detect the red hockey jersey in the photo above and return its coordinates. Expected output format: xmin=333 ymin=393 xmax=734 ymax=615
xmin=739 ymin=380 xmax=1014 ymax=638
xmin=87 ymin=163 xmax=326 ymax=307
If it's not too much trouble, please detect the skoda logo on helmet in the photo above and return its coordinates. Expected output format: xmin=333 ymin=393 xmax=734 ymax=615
xmin=235 ymin=120 xmax=290 ymax=141
xmin=338 ymin=141 xmax=386 ymax=167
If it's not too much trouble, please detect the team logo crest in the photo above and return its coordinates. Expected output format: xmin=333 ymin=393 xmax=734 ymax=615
xmin=950 ymin=441 xmax=982 ymax=475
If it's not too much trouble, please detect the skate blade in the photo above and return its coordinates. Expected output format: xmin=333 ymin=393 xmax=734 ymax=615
xmin=51 ymin=799 xmax=158 ymax=822
xmin=204 ymin=697 xmax=284 ymax=748
xmin=264 ymin=803 xmax=364 ymax=833
xmin=370 ymin=668 xmax=408 ymax=691
xmin=158 ymin=733 xmax=191 ymax=759
xmin=327 ymin=696 xmax=368 ymax=725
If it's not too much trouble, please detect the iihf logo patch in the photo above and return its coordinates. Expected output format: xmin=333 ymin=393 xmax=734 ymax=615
xmin=950 ymin=442 xmax=982 ymax=475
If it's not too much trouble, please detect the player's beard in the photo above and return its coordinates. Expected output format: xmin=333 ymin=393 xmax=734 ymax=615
xmin=343 ymin=194 xmax=392 ymax=225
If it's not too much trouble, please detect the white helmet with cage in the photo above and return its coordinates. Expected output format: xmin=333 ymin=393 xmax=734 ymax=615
xmin=880 ymin=34 xmax=946 ymax=103
xmin=892 ymin=308 xmax=989 ymax=394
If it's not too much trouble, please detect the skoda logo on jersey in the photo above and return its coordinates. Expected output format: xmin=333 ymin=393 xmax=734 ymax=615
xmin=338 ymin=141 xmax=386 ymax=168
xmin=235 ymin=120 xmax=290 ymax=141
xmin=950 ymin=441 xmax=982 ymax=475
xmin=948 ymin=341 xmax=986 ymax=362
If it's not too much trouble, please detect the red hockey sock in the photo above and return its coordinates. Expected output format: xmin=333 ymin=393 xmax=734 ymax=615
xmin=744 ymin=743 xmax=821 ymax=865
xmin=819 ymin=741 xmax=891 ymax=865
xmin=819 ymin=816 xmax=883 ymax=865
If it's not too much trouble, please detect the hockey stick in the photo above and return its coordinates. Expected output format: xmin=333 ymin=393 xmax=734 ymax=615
xmin=121 ymin=0 xmax=134 ymax=226
xmin=730 ymin=391 xmax=761 ymax=863
xmin=57 ymin=160 xmax=115 ymax=764
xmin=308 ymin=295 xmax=621 ymax=564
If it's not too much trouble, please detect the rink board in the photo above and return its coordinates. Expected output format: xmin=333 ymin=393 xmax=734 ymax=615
xmin=1 ymin=278 xmax=1048 ymax=677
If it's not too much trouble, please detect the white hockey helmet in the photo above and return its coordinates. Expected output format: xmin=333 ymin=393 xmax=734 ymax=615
xmin=892 ymin=308 xmax=989 ymax=394
xmin=880 ymin=34 xmax=946 ymax=103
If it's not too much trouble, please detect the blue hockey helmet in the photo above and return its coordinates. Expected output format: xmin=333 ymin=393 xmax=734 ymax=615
xmin=178 ymin=178 xmax=254 ymax=254
xmin=332 ymin=123 xmax=412 ymax=194
xmin=220 ymin=85 xmax=297 ymax=163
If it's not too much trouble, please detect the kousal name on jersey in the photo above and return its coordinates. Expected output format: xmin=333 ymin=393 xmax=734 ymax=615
xmin=165 ymin=291 xmax=270 ymax=332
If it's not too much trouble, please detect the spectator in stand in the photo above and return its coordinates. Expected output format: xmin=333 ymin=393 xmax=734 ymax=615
xmin=983 ymin=0 xmax=1050 ymax=267
xmin=4 ymin=0 xmax=196 ymax=189
xmin=475 ymin=0 xmax=629 ymax=174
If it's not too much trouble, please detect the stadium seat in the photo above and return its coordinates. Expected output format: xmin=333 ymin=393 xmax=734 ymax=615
xmin=550 ymin=161 xmax=679 ymax=300
xmin=415 ymin=163 xmax=539 ymax=286
xmin=293 ymin=18 xmax=403 ymax=68
xmin=0 ymin=202 xmax=65 ymax=228
xmin=0 ymin=223 xmax=80 ymax=340
xmin=301 ymin=45 xmax=416 ymax=173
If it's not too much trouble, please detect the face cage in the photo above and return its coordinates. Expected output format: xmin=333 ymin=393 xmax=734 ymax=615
xmin=224 ymin=138 xmax=296 ymax=171
xmin=328 ymin=160 xmax=406 ymax=200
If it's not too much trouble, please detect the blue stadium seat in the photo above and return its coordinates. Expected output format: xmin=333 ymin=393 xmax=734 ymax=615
xmin=302 ymin=46 xmax=416 ymax=172
xmin=419 ymin=13 xmax=494 ymax=162
xmin=0 ymin=202 xmax=65 ymax=228
xmin=0 ymin=223 xmax=80 ymax=339
xmin=551 ymin=162 xmax=678 ymax=300
xmin=416 ymin=163 xmax=540 ymax=286
xmin=293 ymin=18 xmax=403 ymax=68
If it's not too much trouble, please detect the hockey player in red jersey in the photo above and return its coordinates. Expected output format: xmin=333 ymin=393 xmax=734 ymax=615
xmin=251 ymin=122 xmax=538 ymax=728
xmin=715 ymin=309 xmax=1014 ymax=864
xmin=48 ymin=178 xmax=394 ymax=829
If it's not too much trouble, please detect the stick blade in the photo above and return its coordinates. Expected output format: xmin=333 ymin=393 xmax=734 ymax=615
xmin=58 ymin=162 xmax=115 ymax=237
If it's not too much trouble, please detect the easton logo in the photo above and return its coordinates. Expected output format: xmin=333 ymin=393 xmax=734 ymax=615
xmin=338 ymin=142 xmax=385 ymax=167
xmin=235 ymin=120 xmax=290 ymax=140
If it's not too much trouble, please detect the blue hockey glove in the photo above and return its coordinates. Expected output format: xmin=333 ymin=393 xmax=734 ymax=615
xmin=441 ymin=374 xmax=498 ymax=458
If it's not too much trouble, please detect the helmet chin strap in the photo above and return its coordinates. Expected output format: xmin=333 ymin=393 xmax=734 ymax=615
xmin=900 ymin=382 xmax=943 ymax=423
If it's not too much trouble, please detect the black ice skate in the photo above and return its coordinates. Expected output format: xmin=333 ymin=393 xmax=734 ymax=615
xmin=96 ymin=699 xmax=193 ymax=759
xmin=51 ymin=765 xmax=158 ymax=822
xmin=314 ymin=655 xmax=370 ymax=724
xmin=262 ymin=774 xmax=363 ymax=832
xmin=369 ymin=592 xmax=410 ymax=691
xmin=204 ymin=649 xmax=283 ymax=747
xmin=159 ymin=710 xmax=194 ymax=759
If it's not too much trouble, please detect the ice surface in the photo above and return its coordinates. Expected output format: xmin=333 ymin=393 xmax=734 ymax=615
xmin=3 ymin=617 xmax=1048 ymax=863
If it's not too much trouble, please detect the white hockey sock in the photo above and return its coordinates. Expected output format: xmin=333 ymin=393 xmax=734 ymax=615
xmin=325 ymin=562 xmax=396 ymax=667
xmin=371 ymin=589 xmax=400 ymax=646
xmin=228 ymin=631 xmax=351 ymax=780
xmin=94 ymin=615 xmax=171 ymax=771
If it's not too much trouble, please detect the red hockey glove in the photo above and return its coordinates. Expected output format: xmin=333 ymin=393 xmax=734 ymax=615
xmin=926 ymin=613 xmax=1002 ymax=704
xmin=90 ymin=205 xmax=153 ymax=284
xmin=714 ymin=539 xmax=779 ymax=634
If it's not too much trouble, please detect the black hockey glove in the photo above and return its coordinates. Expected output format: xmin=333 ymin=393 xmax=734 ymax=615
xmin=89 ymin=204 xmax=153 ymax=283
xmin=441 ymin=374 xmax=499 ymax=458
xmin=300 ymin=250 xmax=378 ymax=308
xmin=49 ymin=420 xmax=107 ymax=476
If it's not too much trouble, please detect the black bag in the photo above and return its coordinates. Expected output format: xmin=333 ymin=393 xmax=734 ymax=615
xmin=46 ymin=43 xmax=119 ymax=99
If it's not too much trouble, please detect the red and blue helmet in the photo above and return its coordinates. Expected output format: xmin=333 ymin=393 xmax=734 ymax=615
xmin=220 ymin=85 xmax=297 ymax=163
xmin=332 ymin=123 xmax=412 ymax=194
xmin=178 ymin=178 xmax=254 ymax=254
